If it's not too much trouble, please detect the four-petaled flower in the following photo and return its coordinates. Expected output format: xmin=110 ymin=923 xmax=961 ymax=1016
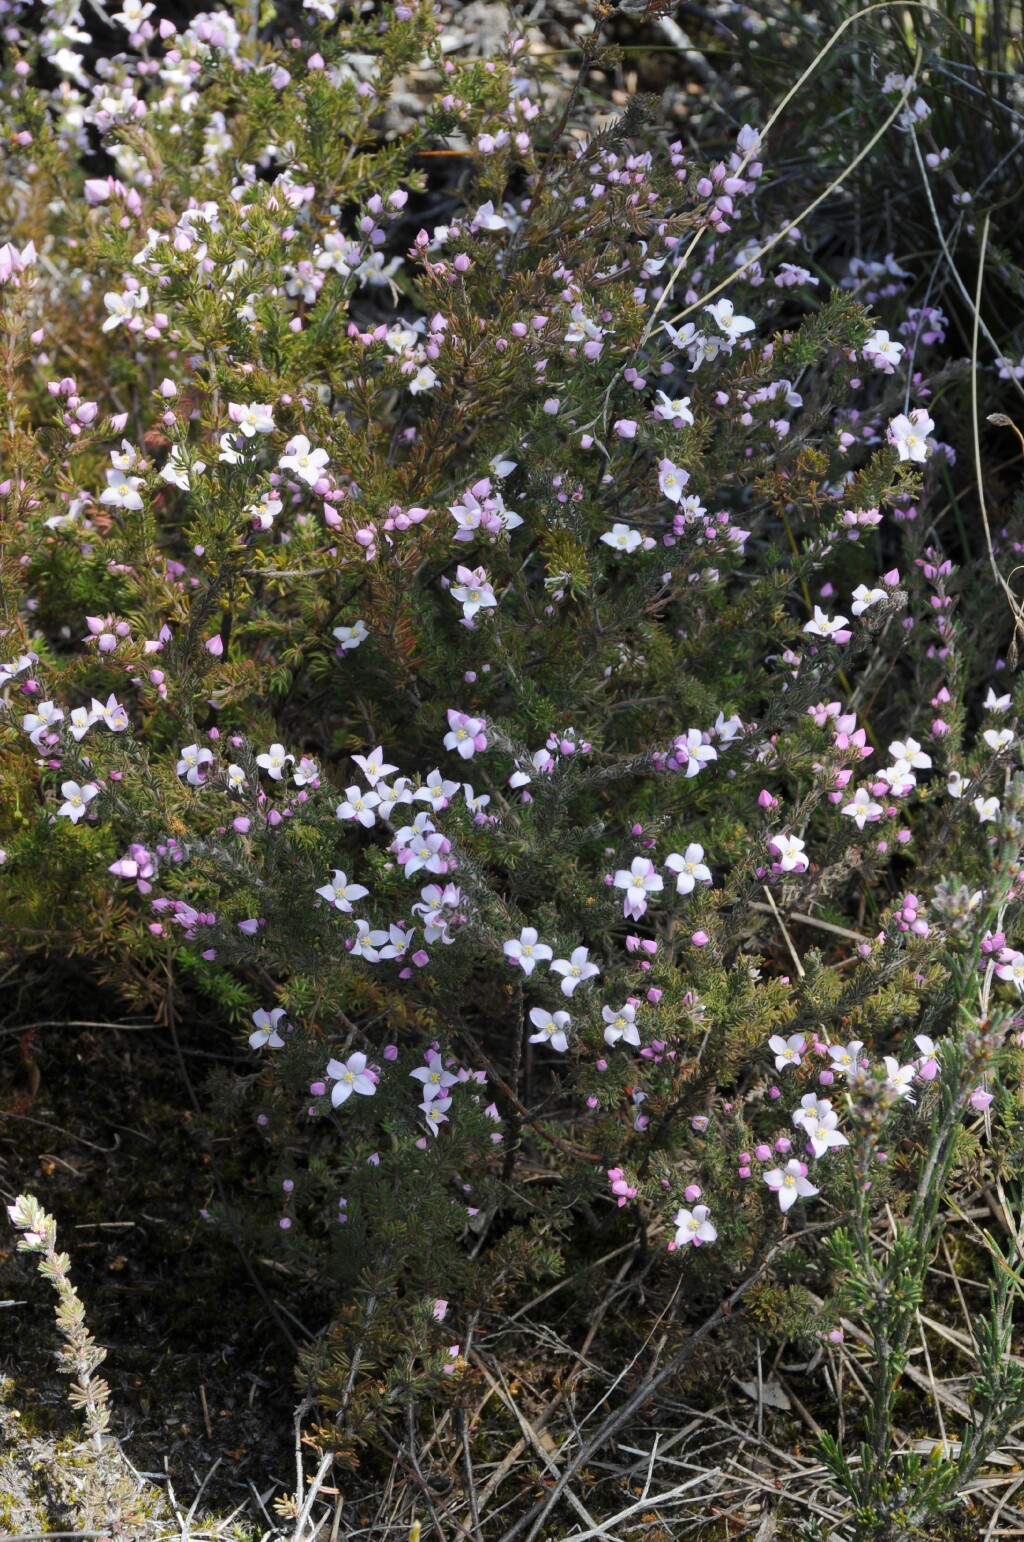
xmin=334 ymin=619 xmax=368 ymax=650
xmin=768 ymin=833 xmax=809 ymax=873
xmin=704 ymin=297 xmax=754 ymax=340
xmin=450 ymin=565 xmax=497 ymax=620
xmin=410 ymin=1052 xmax=458 ymax=1101
xmin=528 ymin=1007 xmax=571 ymax=1052
xmin=672 ymin=729 xmax=718 ymax=778
xmin=673 ymin=1205 xmax=718 ymax=1246
xmin=177 ymin=743 xmax=214 ymax=787
xmin=504 ymin=927 xmax=553 ymax=976
xmin=764 ymin=1160 xmax=818 ymax=1213
xmin=602 ymin=1003 xmax=640 ymax=1048
xmin=336 ymin=785 xmax=381 ymax=827
xmin=444 ymin=710 xmax=488 ymax=760
xmin=256 ymin=743 xmax=294 ymax=780
xmin=326 ymin=1051 xmax=377 ymax=1105
xmin=600 ymin=523 xmax=643 ymax=553
xmin=769 ymin=1033 xmax=805 ymax=1071
xmin=58 ymin=780 xmax=98 ymax=823
xmin=228 ymin=400 xmax=275 ymax=436
xmin=249 ymin=1007 xmax=287 ymax=1049
xmin=613 ymin=857 xmax=664 ymax=920
xmin=316 ymin=870 xmax=369 ymax=912
xmin=842 ymin=788 xmax=884 ymax=829
xmin=804 ymin=606 xmax=850 ymax=640
xmin=550 ymin=945 xmax=599 ymax=997
xmin=887 ymin=409 xmax=935 ymax=463
xmin=351 ymin=746 xmax=398 ymax=785
xmin=664 ymin=844 xmax=711 ymax=895
xmin=279 ymin=433 xmax=329 ymax=485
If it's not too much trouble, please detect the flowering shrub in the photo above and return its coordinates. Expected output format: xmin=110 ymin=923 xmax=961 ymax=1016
xmin=3 ymin=0 xmax=1024 ymax=1534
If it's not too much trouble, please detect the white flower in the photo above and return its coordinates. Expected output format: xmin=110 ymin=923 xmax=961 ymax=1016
xmin=658 ymin=459 xmax=690 ymax=504
xmin=336 ymin=785 xmax=381 ymax=827
xmin=827 ymin=1040 xmax=864 ymax=1077
xmin=947 ymin=770 xmax=967 ymax=798
xmin=800 ymin=1108 xmax=849 ymax=1160
xmin=249 ymin=1007 xmax=287 ymax=1049
xmin=600 ymin=523 xmax=643 ymax=553
xmin=450 ymin=566 xmax=497 ymax=620
xmin=851 ymin=584 xmax=886 ymax=616
xmin=862 ymin=329 xmax=905 ymax=372
xmin=842 ymin=788 xmax=884 ymax=829
xmin=889 ymin=737 xmax=931 ymax=770
xmin=996 ymin=951 xmax=1024 ymax=992
xmin=176 ymin=744 xmax=214 ymax=787
xmin=613 ymin=857 xmax=664 ymax=920
xmin=882 ymin=1056 xmax=917 ymax=1101
xmin=804 ymin=606 xmax=849 ymax=639
xmin=652 ymin=391 xmax=694 ymax=425
xmin=57 ymin=780 xmax=98 ymax=823
xmin=503 ymin=927 xmax=553 ymax=976
xmin=764 ymin=1160 xmax=818 ymax=1213
xmin=229 ymin=401 xmax=275 ymax=436
xmin=550 ymin=945 xmax=599 ymax=997
xmin=279 ymin=433 xmax=329 ymax=485
xmin=974 ymin=796 xmax=1000 ymax=823
xmin=410 ymin=1052 xmax=458 ymax=1101
xmin=528 ymin=1007 xmax=571 ymax=1052
xmin=704 ymin=297 xmax=754 ymax=340
xmin=226 ymin=764 xmax=246 ymax=792
xmin=334 ymin=619 xmax=368 ymax=650
xmin=316 ymin=870 xmax=370 ymax=911
xmin=664 ymin=844 xmax=711 ymax=895
xmin=99 ymin=470 xmax=144 ymax=510
xmin=887 ymin=409 xmax=935 ymax=463
xmin=409 ymin=365 xmax=438 ymax=394
xmin=602 ymin=1003 xmax=640 ymax=1048
xmin=351 ymin=746 xmax=398 ymax=785
xmin=984 ymin=687 xmax=1012 ymax=713
xmin=414 ymin=769 xmax=460 ymax=812
xmin=768 ymin=1033 xmax=805 ymax=1071
xmin=673 ymin=1205 xmax=717 ymax=1246
xmin=672 ymin=729 xmax=718 ymax=778
xmin=983 ymin=728 xmax=1014 ymax=751
xmin=256 ymin=743 xmax=294 ymax=780
xmin=23 ymin=701 xmax=65 ymax=745
xmin=326 ymin=1051 xmax=376 ymax=1105
xmin=768 ymin=833 xmax=808 ymax=872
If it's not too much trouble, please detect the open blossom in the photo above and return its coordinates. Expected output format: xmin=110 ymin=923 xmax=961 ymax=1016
xmin=652 ymin=390 xmax=694 ymax=425
xmin=861 ymin=329 xmax=905 ymax=373
xmin=336 ymin=785 xmax=381 ymax=827
xmin=57 ymin=781 xmax=98 ymax=823
xmin=613 ymin=857 xmax=664 ymax=920
xmin=450 ymin=566 xmax=497 ymax=619
xmin=851 ymin=584 xmax=887 ymax=616
xmin=228 ymin=401 xmax=275 ymax=436
xmin=316 ymin=870 xmax=369 ymax=912
xmin=798 ymin=1106 xmax=849 ymax=1160
xmin=705 ymin=297 xmax=754 ymax=340
xmin=177 ymin=744 xmax=214 ymax=786
xmin=764 ymin=1160 xmax=819 ymax=1213
xmin=99 ymin=469 xmax=144 ymax=510
xmin=334 ymin=620 xmax=369 ymax=650
xmin=671 ymin=729 xmax=717 ymax=777
xmin=23 ymin=701 xmax=65 ymax=745
xmin=842 ymin=788 xmax=884 ymax=829
xmin=828 ymin=1040 xmax=864 ymax=1077
xmin=768 ymin=833 xmax=809 ymax=873
xmin=528 ymin=1007 xmax=571 ymax=1052
xmin=769 ymin=1033 xmax=805 ymax=1070
xmin=90 ymin=693 xmax=130 ymax=731
xmin=550 ymin=945 xmax=599 ymax=996
xmin=658 ymin=458 xmax=690 ymax=503
xmin=602 ymin=1003 xmax=640 ymax=1048
xmin=983 ymin=727 xmax=1014 ymax=752
xmin=249 ymin=1007 xmax=287 ymax=1049
xmin=673 ymin=1205 xmax=717 ymax=1247
xmin=326 ymin=1051 xmax=377 ymax=1105
xmin=995 ymin=951 xmax=1024 ymax=991
xmin=804 ymin=606 xmax=850 ymax=640
xmin=504 ymin=927 xmax=553 ymax=976
xmin=664 ymin=844 xmax=711 ymax=894
xmin=279 ymin=433 xmax=329 ymax=485
xmin=410 ymin=1052 xmax=458 ymax=1101
xmin=256 ymin=743 xmax=294 ymax=780
xmin=444 ymin=710 xmax=488 ymax=759
xmin=351 ymin=746 xmax=398 ymax=785
xmin=421 ymin=1094 xmax=452 ymax=1135
xmin=600 ymin=523 xmax=643 ymax=553
xmin=889 ymin=737 xmax=931 ymax=770
xmin=887 ymin=409 xmax=935 ymax=463
xmin=882 ymin=1056 xmax=916 ymax=1101
xmin=975 ymin=796 xmax=1000 ymax=823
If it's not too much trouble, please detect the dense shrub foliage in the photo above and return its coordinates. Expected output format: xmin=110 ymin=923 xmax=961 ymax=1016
xmin=3 ymin=0 xmax=1024 ymax=1535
